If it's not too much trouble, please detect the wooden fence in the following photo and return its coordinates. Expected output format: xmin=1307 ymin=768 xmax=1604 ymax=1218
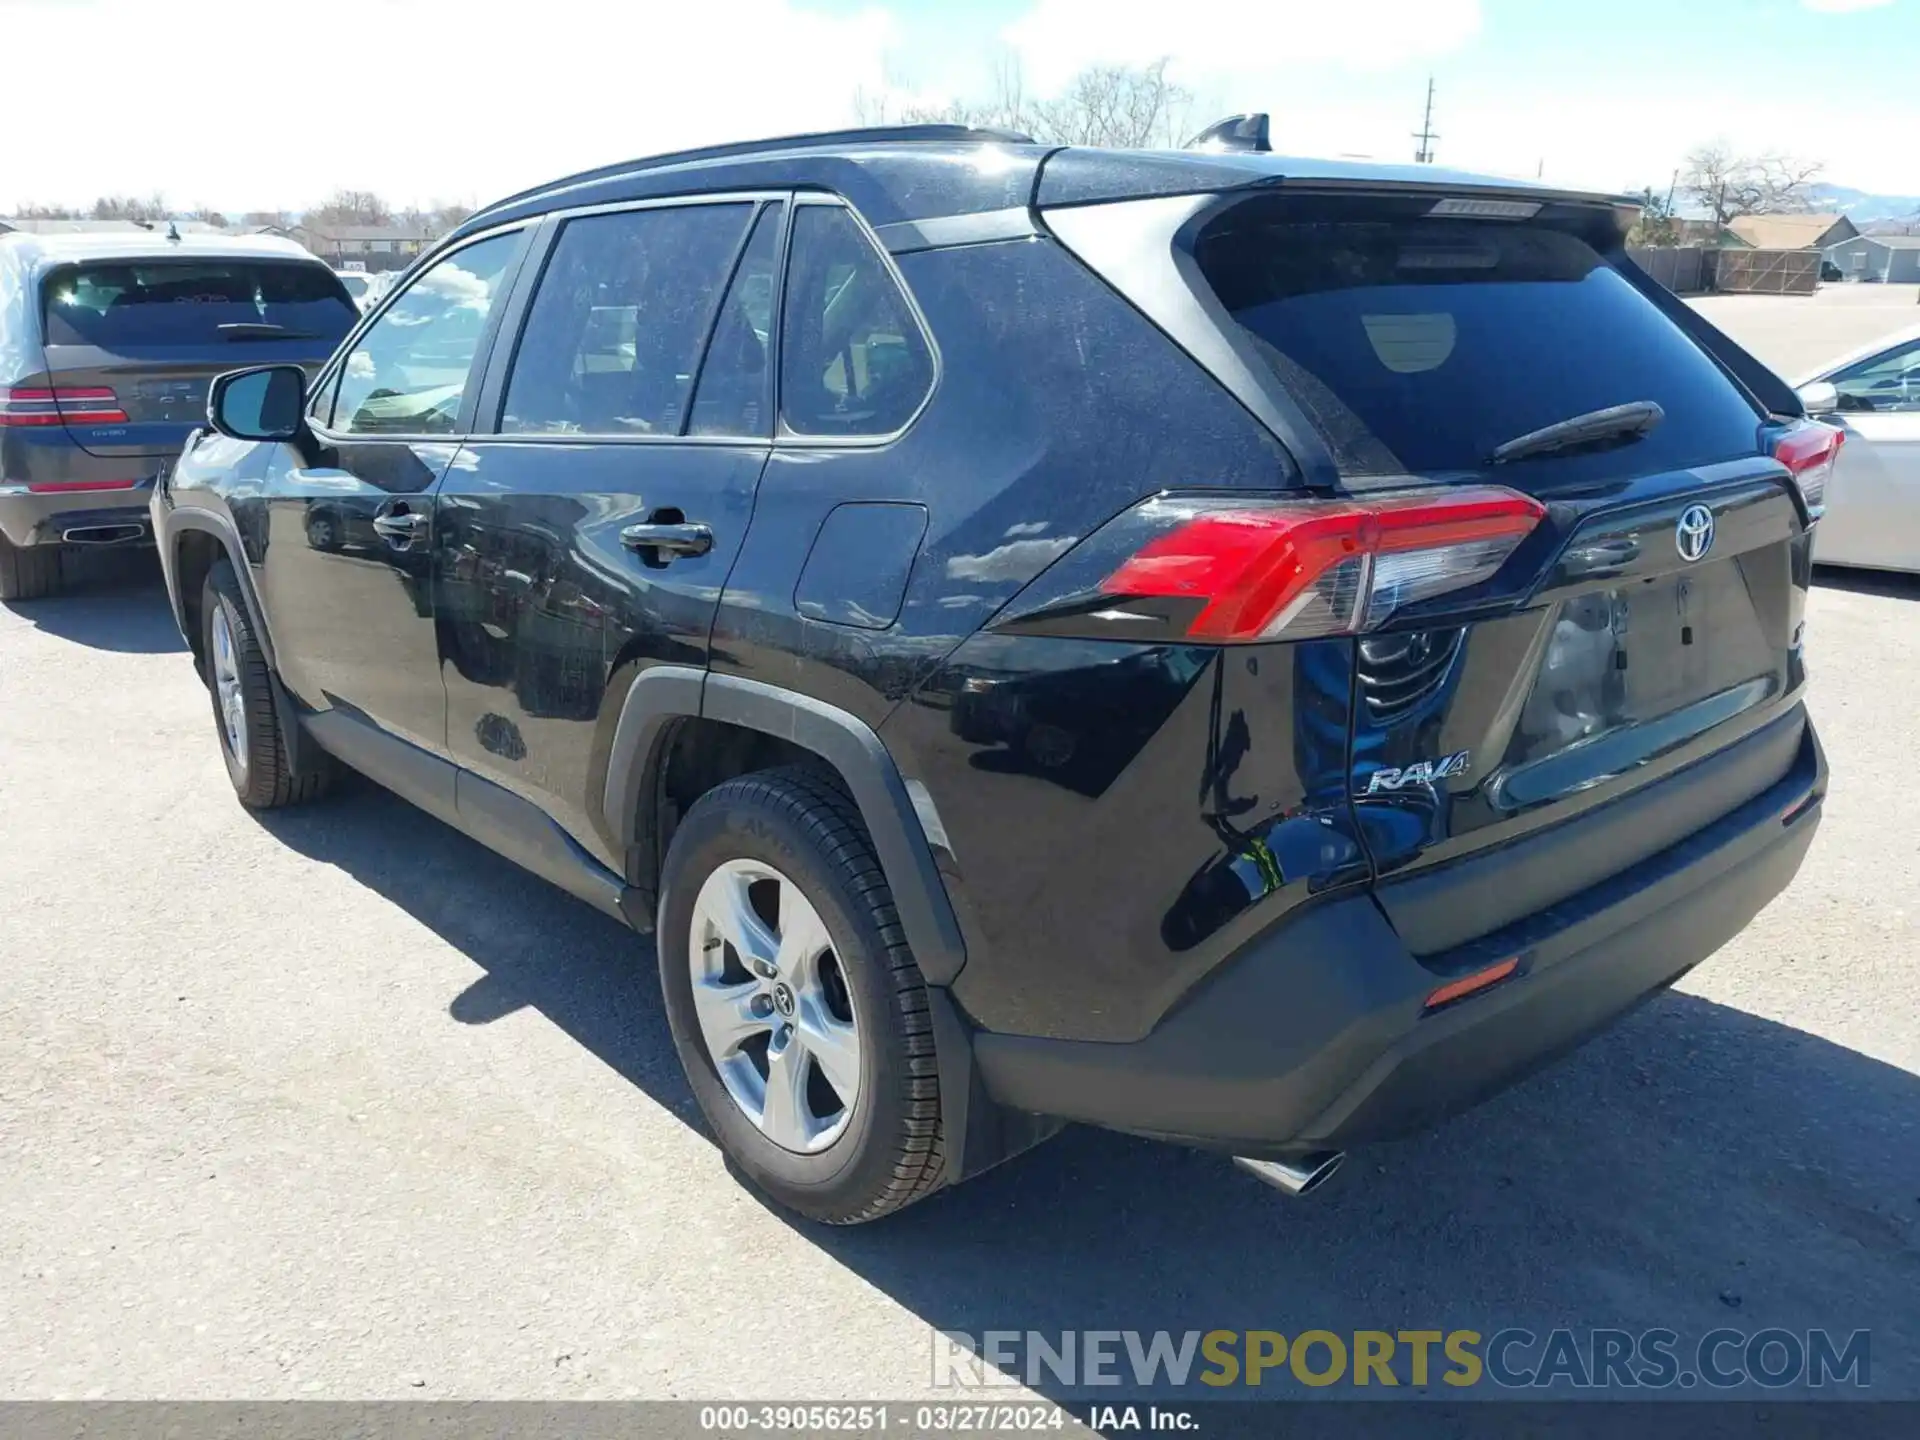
xmin=1628 ymin=247 xmax=1712 ymax=294
xmin=1627 ymin=247 xmax=1822 ymax=296
xmin=1713 ymin=248 xmax=1821 ymax=295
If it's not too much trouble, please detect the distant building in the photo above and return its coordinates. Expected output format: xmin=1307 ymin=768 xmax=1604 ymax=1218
xmin=287 ymin=222 xmax=435 ymax=272
xmin=1824 ymin=233 xmax=1920 ymax=284
xmin=1670 ymin=218 xmax=1741 ymax=247
xmin=1724 ymin=212 xmax=1860 ymax=250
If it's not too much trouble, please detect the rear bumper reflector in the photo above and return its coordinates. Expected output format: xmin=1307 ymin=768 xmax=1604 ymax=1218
xmin=1423 ymin=956 xmax=1521 ymax=1012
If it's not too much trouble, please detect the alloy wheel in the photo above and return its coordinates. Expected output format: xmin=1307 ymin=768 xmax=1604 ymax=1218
xmin=209 ymin=603 xmax=248 ymax=771
xmin=688 ymin=859 xmax=861 ymax=1153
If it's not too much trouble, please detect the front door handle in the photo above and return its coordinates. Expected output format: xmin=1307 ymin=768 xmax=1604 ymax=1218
xmin=620 ymin=522 xmax=713 ymax=559
xmin=372 ymin=511 xmax=428 ymax=545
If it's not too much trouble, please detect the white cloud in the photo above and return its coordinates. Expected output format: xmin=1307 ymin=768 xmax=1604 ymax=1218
xmin=2 ymin=0 xmax=899 ymax=211
xmin=1001 ymin=0 xmax=1482 ymax=93
xmin=1800 ymin=0 xmax=1894 ymax=12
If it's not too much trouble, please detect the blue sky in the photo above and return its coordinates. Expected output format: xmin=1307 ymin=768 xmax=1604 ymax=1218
xmin=3 ymin=0 xmax=1915 ymax=211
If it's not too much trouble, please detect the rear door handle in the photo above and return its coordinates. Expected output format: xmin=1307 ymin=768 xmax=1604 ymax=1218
xmin=620 ymin=522 xmax=713 ymax=558
xmin=372 ymin=512 xmax=429 ymax=543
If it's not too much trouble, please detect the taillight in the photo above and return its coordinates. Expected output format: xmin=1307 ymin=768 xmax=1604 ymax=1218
xmin=1774 ymin=420 xmax=1843 ymax=518
xmin=24 ymin=479 xmax=140 ymax=493
xmin=1100 ymin=487 xmax=1545 ymax=642
xmin=0 ymin=386 xmax=130 ymax=427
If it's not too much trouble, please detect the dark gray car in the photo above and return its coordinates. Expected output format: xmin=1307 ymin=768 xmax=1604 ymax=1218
xmin=0 ymin=229 xmax=355 ymax=599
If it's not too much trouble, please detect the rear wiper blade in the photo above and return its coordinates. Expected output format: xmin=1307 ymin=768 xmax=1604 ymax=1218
xmin=217 ymin=322 xmax=321 ymax=341
xmin=1489 ymin=401 xmax=1664 ymax=465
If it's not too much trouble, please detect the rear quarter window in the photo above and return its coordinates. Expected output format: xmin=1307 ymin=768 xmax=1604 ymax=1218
xmin=41 ymin=259 xmax=358 ymax=349
xmin=1194 ymin=207 xmax=1765 ymax=481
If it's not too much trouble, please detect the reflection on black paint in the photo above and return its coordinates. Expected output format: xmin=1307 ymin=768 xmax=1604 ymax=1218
xmin=436 ymin=508 xmax=608 ymax=721
xmin=476 ymin=712 xmax=528 ymax=762
xmin=952 ymin=644 xmax=1203 ymax=799
xmin=1162 ymin=648 xmax=1365 ymax=952
xmin=1349 ymin=626 xmax=1469 ymax=872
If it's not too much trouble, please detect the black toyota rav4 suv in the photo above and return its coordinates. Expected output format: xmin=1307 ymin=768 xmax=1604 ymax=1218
xmin=153 ymin=124 xmax=1831 ymax=1223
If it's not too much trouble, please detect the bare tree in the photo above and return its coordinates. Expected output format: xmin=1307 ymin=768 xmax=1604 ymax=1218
xmin=1683 ymin=143 xmax=1824 ymax=225
xmin=186 ymin=206 xmax=230 ymax=228
xmin=1034 ymin=60 xmax=1192 ymax=149
xmin=89 ymin=193 xmax=169 ymax=222
xmin=1628 ymin=184 xmax=1680 ymax=247
xmin=308 ymin=189 xmax=393 ymax=227
xmin=11 ymin=202 xmax=84 ymax=219
xmin=242 ymin=209 xmax=291 ymax=230
xmin=858 ymin=57 xmax=1193 ymax=150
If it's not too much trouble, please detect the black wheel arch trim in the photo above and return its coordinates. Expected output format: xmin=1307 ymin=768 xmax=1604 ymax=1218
xmin=601 ymin=667 xmax=969 ymax=987
xmin=159 ymin=505 xmax=308 ymax=775
xmin=160 ymin=507 xmax=278 ymax=669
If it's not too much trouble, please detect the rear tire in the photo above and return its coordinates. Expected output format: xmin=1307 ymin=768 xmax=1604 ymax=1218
xmin=0 ymin=536 xmax=62 ymax=601
xmin=657 ymin=767 xmax=946 ymax=1224
xmin=201 ymin=560 xmax=334 ymax=809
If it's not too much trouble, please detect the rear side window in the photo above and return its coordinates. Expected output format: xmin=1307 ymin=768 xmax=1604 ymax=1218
xmin=1194 ymin=207 xmax=1764 ymax=478
xmin=780 ymin=205 xmax=933 ymax=437
xmin=41 ymin=260 xmax=357 ymax=349
xmin=501 ymin=203 xmax=754 ymax=436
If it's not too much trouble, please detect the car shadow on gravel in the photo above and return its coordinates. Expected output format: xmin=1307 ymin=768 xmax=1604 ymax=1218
xmin=253 ymin=776 xmax=1920 ymax=1403
xmin=1813 ymin=565 xmax=1920 ymax=601
xmin=2 ymin=549 xmax=184 ymax=653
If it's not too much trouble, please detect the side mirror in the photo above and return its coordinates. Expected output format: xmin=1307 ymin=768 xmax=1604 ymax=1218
xmin=209 ymin=365 xmax=307 ymax=442
xmin=1796 ymin=380 xmax=1840 ymax=416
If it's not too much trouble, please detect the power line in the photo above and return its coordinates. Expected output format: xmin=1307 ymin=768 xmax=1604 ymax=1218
xmin=1413 ymin=77 xmax=1438 ymax=164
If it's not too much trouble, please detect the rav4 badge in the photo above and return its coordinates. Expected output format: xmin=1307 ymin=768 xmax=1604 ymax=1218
xmin=1364 ymin=751 xmax=1472 ymax=795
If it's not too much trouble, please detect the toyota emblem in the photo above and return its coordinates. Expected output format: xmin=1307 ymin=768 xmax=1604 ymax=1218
xmin=1675 ymin=504 xmax=1715 ymax=563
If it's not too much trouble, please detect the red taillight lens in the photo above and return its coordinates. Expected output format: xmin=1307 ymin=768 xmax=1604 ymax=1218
xmin=1101 ymin=487 xmax=1545 ymax=642
xmin=24 ymin=479 xmax=140 ymax=493
xmin=1774 ymin=420 xmax=1842 ymax=517
xmin=0 ymin=386 xmax=129 ymax=427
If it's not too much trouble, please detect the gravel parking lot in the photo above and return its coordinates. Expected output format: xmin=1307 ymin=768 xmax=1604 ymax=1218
xmin=3 ymin=289 xmax=1918 ymax=1404
xmin=1690 ymin=282 xmax=1920 ymax=379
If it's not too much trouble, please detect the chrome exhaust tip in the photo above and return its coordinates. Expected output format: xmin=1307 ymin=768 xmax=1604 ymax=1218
xmin=1234 ymin=1150 xmax=1345 ymax=1197
xmin=61 ymin=523 xmax=146 ymax=545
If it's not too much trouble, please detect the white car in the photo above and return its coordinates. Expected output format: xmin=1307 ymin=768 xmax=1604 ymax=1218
xmin=1796 ymin=322 xmax=1920 ymax=574
xmin=332 ymin=268 xmax=396 ymax=312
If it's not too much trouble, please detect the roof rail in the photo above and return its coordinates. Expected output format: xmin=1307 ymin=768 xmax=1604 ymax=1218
xmin=466 ymin=123 xmax=1036 ymax=229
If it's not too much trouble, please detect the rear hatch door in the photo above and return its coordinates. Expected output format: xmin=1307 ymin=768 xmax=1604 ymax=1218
xmin=1183 ymin=193 xmax=1815 ymax=954
xmin=38 ymin=255 xmax=356 ymax=459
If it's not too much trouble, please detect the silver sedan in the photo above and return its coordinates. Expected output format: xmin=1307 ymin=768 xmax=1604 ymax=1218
xmin=1796 ymin=321 xmax=1920 ymax=574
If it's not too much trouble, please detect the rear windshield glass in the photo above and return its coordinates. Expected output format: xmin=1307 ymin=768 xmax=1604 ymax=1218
xmin=41 ymin=260 xmax=358 ymax=349
xmin=1194 ymin=209 xmax=1764 ymax=479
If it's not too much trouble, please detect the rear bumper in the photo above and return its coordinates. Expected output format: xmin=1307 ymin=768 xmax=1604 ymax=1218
xmin=972 ymin=708 xmax=1825 ymax=1156
xmin=0 ymin=482 xmax=155 ymax=548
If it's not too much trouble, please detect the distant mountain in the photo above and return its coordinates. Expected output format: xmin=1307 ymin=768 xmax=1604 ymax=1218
xmin=1807 ymin=183 xmax=1920 ymax=225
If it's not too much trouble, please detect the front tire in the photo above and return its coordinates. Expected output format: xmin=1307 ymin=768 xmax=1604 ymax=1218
xmin=0 ymin=536 xmax=62 ymax=601
xmin=305 ymin=510 xmax=342 ymax=552
xmin=657 ymin=767 xmax=946 ymax=1224
xmin=201 ymin=561 xmax=333 ymax=809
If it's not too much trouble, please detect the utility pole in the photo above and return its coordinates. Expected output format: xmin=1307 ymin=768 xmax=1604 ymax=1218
xmin=1413 ymin=77 xmax=1438 ymax=164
